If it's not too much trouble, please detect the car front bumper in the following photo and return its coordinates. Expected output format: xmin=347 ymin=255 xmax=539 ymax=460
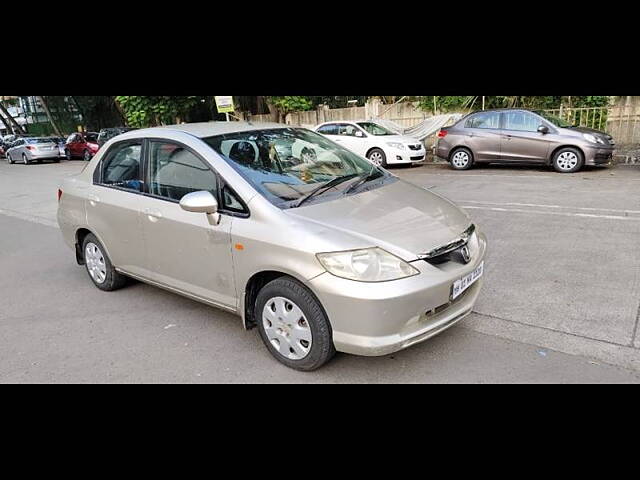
xmin=385 ymin=146 xmax=427 ymax=164
xmin=583 ymin=145 xmax=615 ymax=165
xmin=309 ymin=232 xmax=487 ymax=356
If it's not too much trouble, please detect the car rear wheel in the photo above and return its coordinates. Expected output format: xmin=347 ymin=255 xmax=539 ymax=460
xmin=83 ymin=150 xmax=92 ymax=162
xmin=22 ymin=154 xmax=29 ymax=165
xmin=450 ymin=148 xmax=473 ymax=170
xmin=552 ymin=147 xmax=584 ymax=173
xmin=82 ymin=233 xmax=128 ymax=291
xmin=7 ymin=154 xmax=13 ymax=164
xmin=367 ymin=148 xmax=387 ymax=167
xmin=255 ymin=276 xmax=336 ymax=371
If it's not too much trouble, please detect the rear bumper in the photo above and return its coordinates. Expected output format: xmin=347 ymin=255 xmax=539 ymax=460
xmin=29 ymin=150 xmax=60 ymax=160
xmin=309 ymin=232 xmax=487 ymax=356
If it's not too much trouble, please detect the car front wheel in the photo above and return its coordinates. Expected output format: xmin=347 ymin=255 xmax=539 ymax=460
xmin=367 ymin=148 xmax=387 ymax=167
xmin=552 ymin=147 xmax=584 ymax=173
xmin=255 ymin=276 xmax=335 ymax=371
xmin=83 ymin=150 xmax=92 ymax=162
xmin=65 ymin=149 xmax=71 ymax=160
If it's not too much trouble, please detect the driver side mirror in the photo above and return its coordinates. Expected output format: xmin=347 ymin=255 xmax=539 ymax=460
xmin=180 ymin=191 xmax=220 ymax=224
xmin=537 ymin=125 xmax=549 ymax=134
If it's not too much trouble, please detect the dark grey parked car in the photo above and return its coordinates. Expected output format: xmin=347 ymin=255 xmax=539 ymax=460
xmin=436 ymin=109 xmax=615 ymax=173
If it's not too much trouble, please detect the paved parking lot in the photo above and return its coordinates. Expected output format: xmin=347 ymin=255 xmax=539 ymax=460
xmin=1 ymin=159 xmax=639 ymax=382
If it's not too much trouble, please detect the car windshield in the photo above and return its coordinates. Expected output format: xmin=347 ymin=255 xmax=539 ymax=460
xmin=356 ymin=122 xmax=396 ymax=136
xmin=203 ymin=128 xmax=391 ymax=208
xmin=534 ymin=111 xmax=574 ymax=128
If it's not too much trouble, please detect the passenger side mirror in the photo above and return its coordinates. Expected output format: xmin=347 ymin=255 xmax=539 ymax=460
xmin=180 ymin=191 xmax=220 ymax=224
xmin=537 ymin=125 xmax=549 ymax=134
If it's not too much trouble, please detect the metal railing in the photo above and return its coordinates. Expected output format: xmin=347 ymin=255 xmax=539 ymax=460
xmin=542 ymin=107 xmax=608 ymax=131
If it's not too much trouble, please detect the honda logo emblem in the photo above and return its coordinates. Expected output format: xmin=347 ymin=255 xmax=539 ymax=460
xmin=460 ymin=245 xmax=471 ymax=263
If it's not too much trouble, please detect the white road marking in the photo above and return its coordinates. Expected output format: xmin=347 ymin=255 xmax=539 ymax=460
xmin=458 ymin=200 xmax=640 ymax=215
xmin=461 ymin=205 xmax=640 ymax=221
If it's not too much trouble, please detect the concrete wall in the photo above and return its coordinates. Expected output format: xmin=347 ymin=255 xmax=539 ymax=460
xmin=607 ymin=96 xmax=640 ymax=146
xmin=248 ymin=98 xmax=431 ymax=129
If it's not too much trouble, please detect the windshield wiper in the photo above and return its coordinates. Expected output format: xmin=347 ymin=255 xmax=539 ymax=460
xmin=344 ymin=169 xmax=383 ymax=195
xmin=293 ymin=174 xmax=360 ymax=208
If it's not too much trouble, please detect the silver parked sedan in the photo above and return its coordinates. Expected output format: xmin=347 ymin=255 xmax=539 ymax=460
xmin=57 ymin=122 xmax=487 ymax=370
xmin=6 ymin=137 xmax=61 ymax=164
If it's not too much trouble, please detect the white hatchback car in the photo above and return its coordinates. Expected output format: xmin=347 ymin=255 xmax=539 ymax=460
xmin=314 ymin=121 xmax=426 ymax=167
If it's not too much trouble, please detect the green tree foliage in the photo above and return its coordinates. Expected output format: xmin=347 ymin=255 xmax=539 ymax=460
xmin=267 ymin=96 xmax=315 ymax=116
xmin=115 ymin=96 xmax=203 ymax=128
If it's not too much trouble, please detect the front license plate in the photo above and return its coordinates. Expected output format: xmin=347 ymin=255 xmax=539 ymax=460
xmin=451 ymin=261 xmax=484 ymax=300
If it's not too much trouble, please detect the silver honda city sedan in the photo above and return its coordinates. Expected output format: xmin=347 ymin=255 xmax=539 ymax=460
xmin=57 ymin=122 xmax=487 ymax=370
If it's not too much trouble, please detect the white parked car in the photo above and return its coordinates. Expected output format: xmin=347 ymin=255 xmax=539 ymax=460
xmin=314 ymin=121 xmax=426 ymax=167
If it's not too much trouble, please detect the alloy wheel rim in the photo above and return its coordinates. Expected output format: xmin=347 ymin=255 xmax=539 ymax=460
xmin=23 ymin=154 xmax=28 ymax=165
xmin=452 ymin=151 xmax=469 ymax=168
xmin=262 ymin=296 xmax=312 ymax=360
xmin=557 ymin=151 xmax=578 ymax=171
xmin=85 ymin=242 xmax=107 ymax=284
xmin=369 ymin=152 xmax=383 ymax=165
xmin=84 ymin=151 xmax=90 ymax=161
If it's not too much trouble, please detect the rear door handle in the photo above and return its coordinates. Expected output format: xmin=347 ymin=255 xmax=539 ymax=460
xmin=144 ymin=208 xmax=163 ymax=222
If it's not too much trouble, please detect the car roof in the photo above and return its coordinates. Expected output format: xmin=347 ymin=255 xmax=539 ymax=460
xmin=129 ymin=121 xmax=290 ymax=138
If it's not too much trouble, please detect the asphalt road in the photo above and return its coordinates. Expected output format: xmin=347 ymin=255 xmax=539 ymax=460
xmin=1 ymin=159 xmax=639 ymax=383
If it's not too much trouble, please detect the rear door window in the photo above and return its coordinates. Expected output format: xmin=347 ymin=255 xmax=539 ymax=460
xmin=465 ymin=112 xmax=501 ymax=129
xmin=317 ymin=124 xmax=339 ymax=135
xmin=98 ymin=141 xmax=144 ymax=192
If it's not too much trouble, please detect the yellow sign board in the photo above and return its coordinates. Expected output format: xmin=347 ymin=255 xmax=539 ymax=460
xmin=215 ymin=96 xmax=234 ymax=114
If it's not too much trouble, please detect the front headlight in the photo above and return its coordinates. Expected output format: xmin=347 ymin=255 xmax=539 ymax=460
xmin=386 ymin=142 xmax=406 ymax=150
xmin=583 ymin=133 xmax=604 ymax=144
xmin=316 ymin=247 xmax=419 ymax=282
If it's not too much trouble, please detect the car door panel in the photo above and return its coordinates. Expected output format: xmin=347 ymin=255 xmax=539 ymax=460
xmin=138 ymin=140 xmax=237 ymax=309
xmin=86 ymin=186 xmax=147 ymax=275
xmin=138 ymin=197 xmax=236 ymax=308
xmin=500 ymin=111 xmax=550 ymax=162
xmin=468 ymin=128 xmax=502 ymax=161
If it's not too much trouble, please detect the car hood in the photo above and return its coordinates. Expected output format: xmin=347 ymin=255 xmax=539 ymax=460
xmin=286 ymin=178 xmax=471 ymax=261
xmin=378 ymin=134 xmax=422 ymax=145
xmin=560 ymin=126 xmax=614 ymax=144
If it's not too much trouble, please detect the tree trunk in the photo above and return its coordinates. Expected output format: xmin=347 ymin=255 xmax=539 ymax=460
xmin=0 ymin=102 xmax=26 ymax=134
xmin=38 ymin=96 xmax=62 ymax=136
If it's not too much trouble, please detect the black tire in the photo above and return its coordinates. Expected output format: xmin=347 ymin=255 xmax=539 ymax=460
xmin=449 ymin=147 xmax=473 ymax=170
xmin=255 ymin=276 xmax=336 ymax=371
xmin=83 ymin=149 xmax=92 ymax=162
xmin=552 ymin=147 xmax=584 ymax=173
xmin=81 ymin=233 xmax=128 ymax=291
xmin=22 ymin=153 xmax=29 ymax=165
xmin=65 ymin=149 xmax=71 ymax=160
xmin=367 ymin=148 xmax=387 ymax=167
xmin=7 ymin=154 xmax=13 ymax=164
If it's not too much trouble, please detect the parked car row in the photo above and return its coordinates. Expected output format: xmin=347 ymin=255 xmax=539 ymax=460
xmin=310 ymin=109 xmax=615 ymax=174
xmin=3 ymin=127 xmax=137 ymax=165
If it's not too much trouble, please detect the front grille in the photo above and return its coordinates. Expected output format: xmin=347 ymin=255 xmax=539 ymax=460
xmin=408 ymin=144 xmax=422 ymax=151
xmin=410 ymin=155 xmax=425 ymax=161
xmin=420 ymin=224 xmax=475 ymax=263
